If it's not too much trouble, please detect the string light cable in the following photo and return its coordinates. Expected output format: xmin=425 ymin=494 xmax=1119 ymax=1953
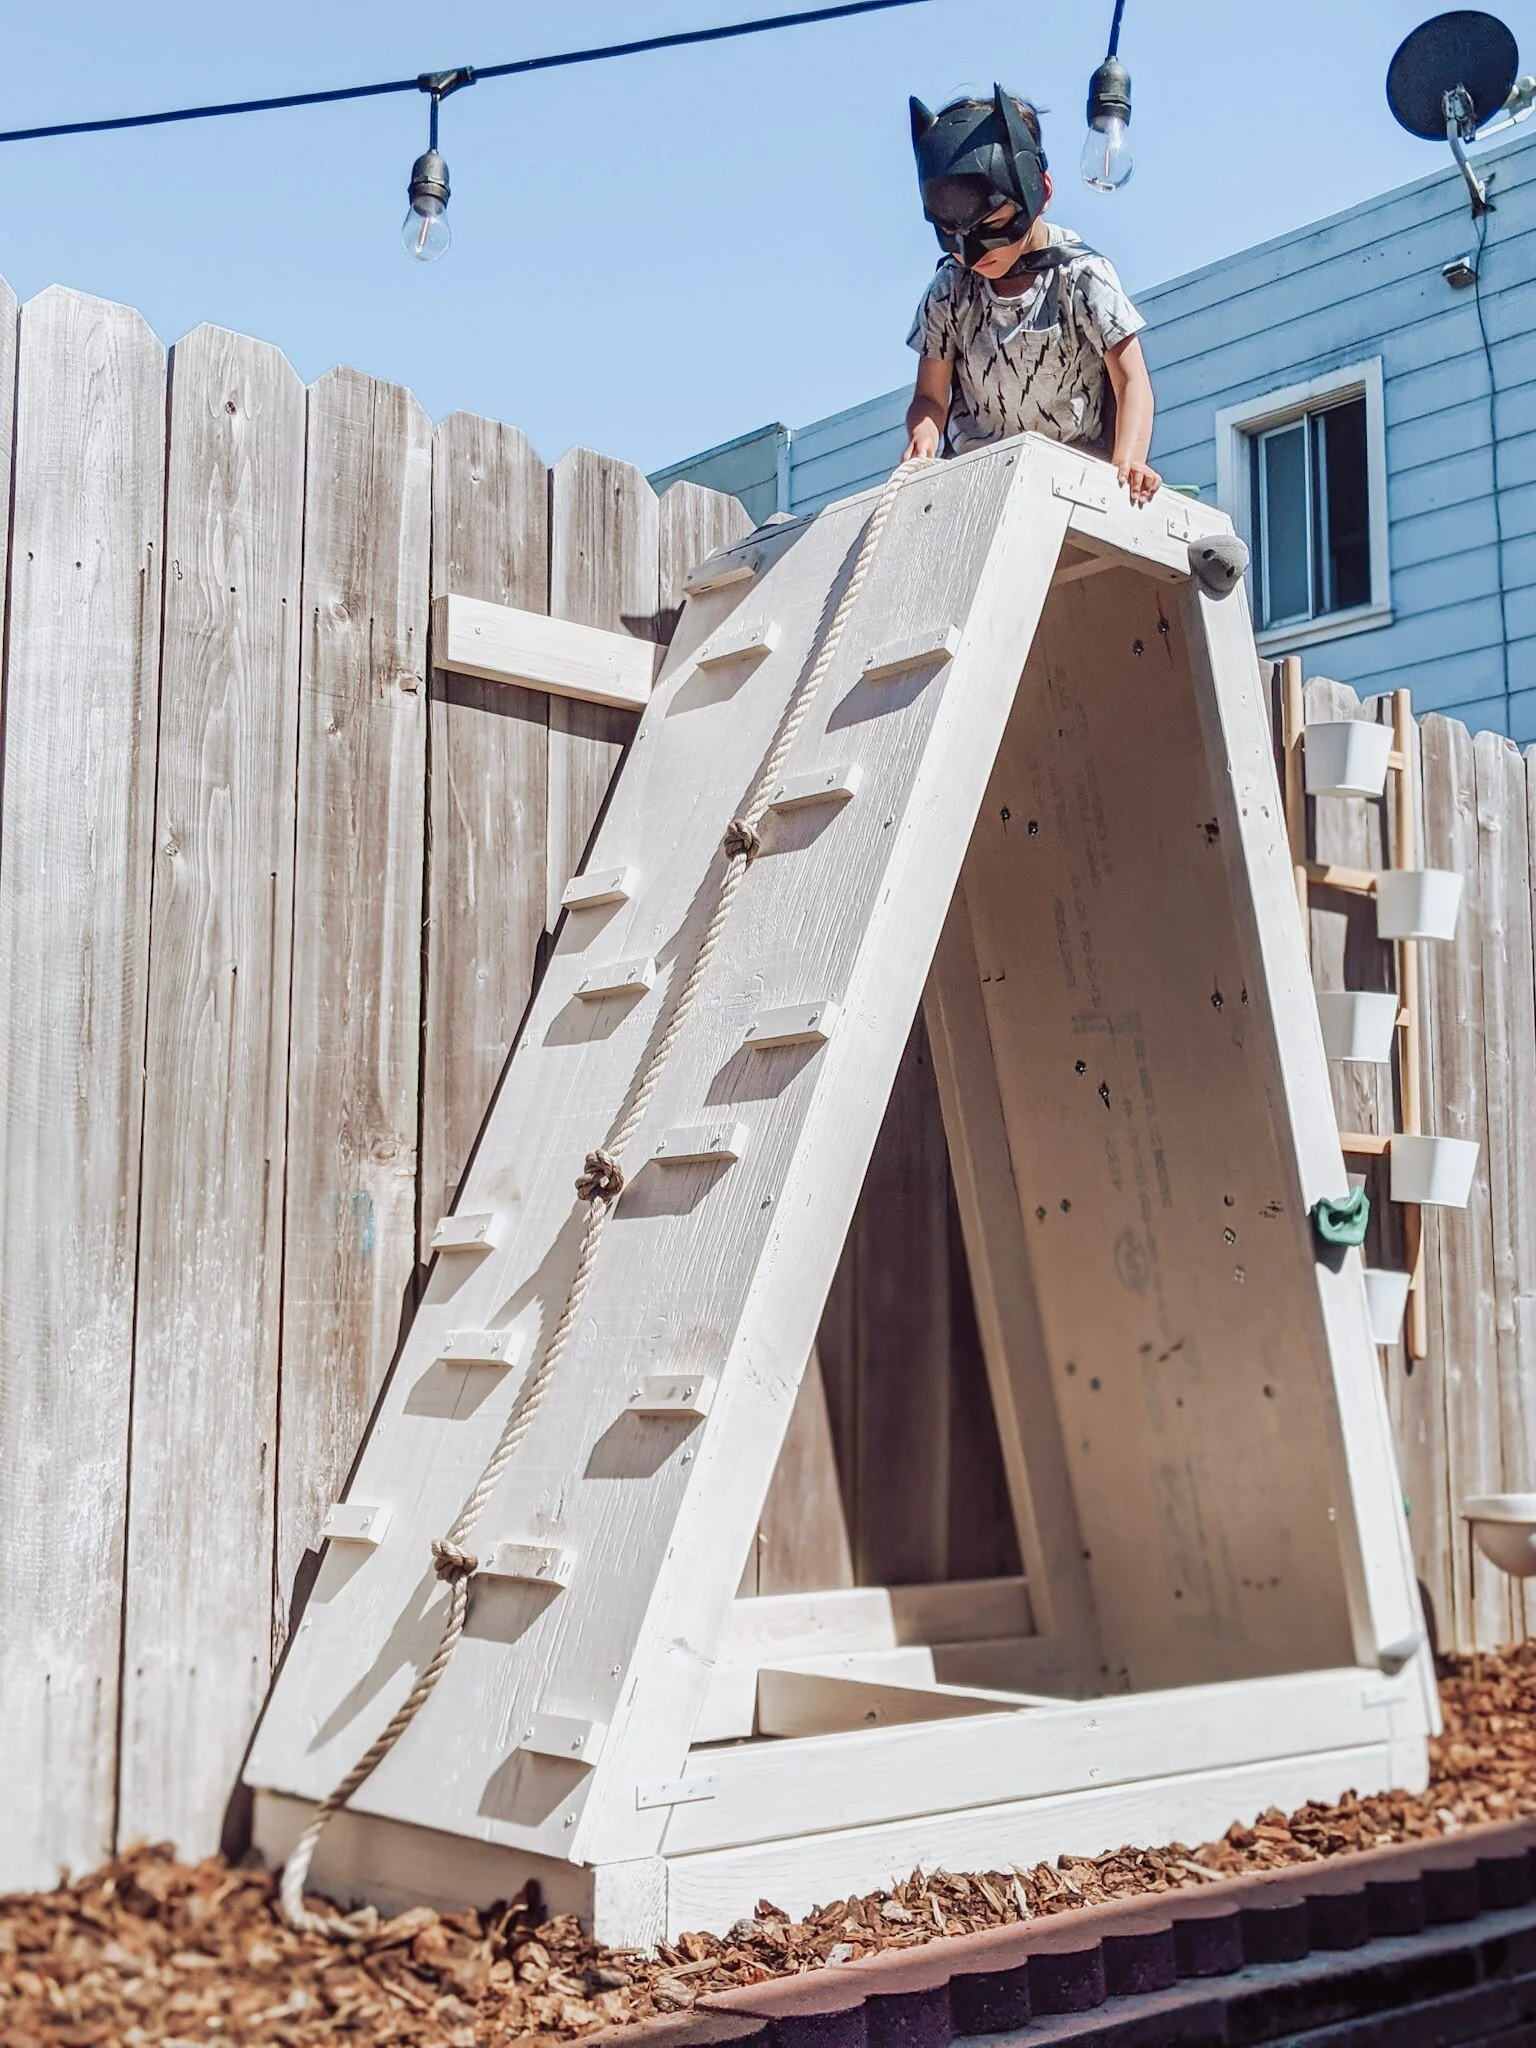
xmin=0 ymin=1 xmax=939 ymax=260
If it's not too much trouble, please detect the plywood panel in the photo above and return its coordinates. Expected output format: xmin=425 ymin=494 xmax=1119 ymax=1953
xmin=752 ymin=1346 xmax=855 ymax=1596
xmin=119 ymin=324 xmax=307 ymax=1856
xmin=546 ymin=447 xmax=659 ymax=927
xmin=959 ymin=568 xmax=1361 ymax=1690
xmin=851 ymin=1012 xmax=952 ymax=1584
xmin=276 ymin=368 xmax=432 ymax=1618
xmin=0 ymin=284 xmax=164 ymax=1889
xmin=1419 ymin=716 xmax=1505 ymax=1652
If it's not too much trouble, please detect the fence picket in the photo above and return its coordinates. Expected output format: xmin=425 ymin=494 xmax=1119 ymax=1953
xmin=546 ymin=447 xmax=659 ymax=928
xmin=1477 ymin=733 xmax=1536 ymax=1636
xmin=421 ymin=414 xmax=550 ymax=1258
xmin=1419 ymin=716 xmax=1505 ymax=1651
xmin=657 ymin=478 xmax=754 ymax=642
xmin=275 ymin=368 xmax=432 ymax=1619
xmin=119 ymin=326 xmax=307 ymax=1857
xmin=0 ymin=285 xmax=163 ymax=1890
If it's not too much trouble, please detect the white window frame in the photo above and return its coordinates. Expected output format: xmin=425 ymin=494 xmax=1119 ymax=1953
xmin=1214 ymin=358 xmax=1392 ymax=656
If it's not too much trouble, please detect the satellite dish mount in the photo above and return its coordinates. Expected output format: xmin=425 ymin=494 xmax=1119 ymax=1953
xmin=1386 ymin=10 xmax=1522 ymax=216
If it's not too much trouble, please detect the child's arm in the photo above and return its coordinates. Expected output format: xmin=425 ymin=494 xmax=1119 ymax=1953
xmin=903 ymin=357 xmax=952 ymax=461
xmin=1105 ymin=336 xmax=1161 ymax=507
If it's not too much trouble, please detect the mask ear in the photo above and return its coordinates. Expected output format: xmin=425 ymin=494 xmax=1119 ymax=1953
xmin=993 ymin=84 xmax=1048 ymax=216
xmin=909 ymin=96 xmax=937 ymax=151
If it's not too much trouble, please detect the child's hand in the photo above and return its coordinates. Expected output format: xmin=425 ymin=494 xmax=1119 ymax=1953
xmin=1117 ymin=457 xmax=1162 ymax=508
xmin=904 ymin=417 xmax=943 ymax=461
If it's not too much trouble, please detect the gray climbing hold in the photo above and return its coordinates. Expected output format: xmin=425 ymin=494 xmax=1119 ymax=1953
xmin=1188 ymin=533 xmax=1251 ymax=597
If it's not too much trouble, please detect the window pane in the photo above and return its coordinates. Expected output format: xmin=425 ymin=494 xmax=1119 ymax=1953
xmin=1260 ymin=423 xmax=1310 ymax=626
xmin=1314 ymin=398 xmax=1371 ymax=614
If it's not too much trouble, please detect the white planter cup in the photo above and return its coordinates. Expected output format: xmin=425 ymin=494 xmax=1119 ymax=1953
xmin=1363 ymin=1267 xmax=1412 ymax=1345
xmin=1464 ymin=1494 xmax=1536 ymax=1578
xmin=1304 ymin=719 xmax=1394 ymax=798
xmin=1390 ymin=1133 xmax=1480 ymax=1208
xmin=1375 ymin=868 xmax=1464 ymax=943
xmin=1316 ymin=990 xmax=1399 ymax=1063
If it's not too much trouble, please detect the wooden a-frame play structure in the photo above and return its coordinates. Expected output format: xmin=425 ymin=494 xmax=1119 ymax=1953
xmin=248 ymin=433 xmax=1437 ymax=1946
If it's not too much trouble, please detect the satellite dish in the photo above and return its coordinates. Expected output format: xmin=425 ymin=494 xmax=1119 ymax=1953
xmin=1387 ymin=10 xmax=1519 ymax=139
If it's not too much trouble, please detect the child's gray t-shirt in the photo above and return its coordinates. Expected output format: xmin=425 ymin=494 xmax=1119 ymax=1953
xmin=906 ymin=225 xmax=1144 ymax=457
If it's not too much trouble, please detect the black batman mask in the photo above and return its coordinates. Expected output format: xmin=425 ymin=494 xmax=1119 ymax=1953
xmin=910 ymin=87 xmax=1049 ymax=275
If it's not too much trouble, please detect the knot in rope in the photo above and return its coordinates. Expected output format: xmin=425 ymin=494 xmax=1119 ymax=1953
xmin=723 ymin=817 xmax=762 ymax=863
xmin=431 ymin=1539 xmax=479 ymax=1585
xmin=575 ymin=1148 xmax=626 ymax=1205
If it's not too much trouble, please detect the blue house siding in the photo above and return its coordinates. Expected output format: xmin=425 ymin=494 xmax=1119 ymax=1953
xmin=653 ymin=130 xmax=1536 ymax=739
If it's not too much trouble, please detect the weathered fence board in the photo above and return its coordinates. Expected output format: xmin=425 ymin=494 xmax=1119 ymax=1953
xmin=657 ymin=477 xmax=754 ymax=642
xmin=1476 ymin=734 xmax=1536 ymax=1585
xmin=1419 ymin=715 xmax=1506 ymax=1652
xmin=276 ymin=368 xmax=433 ymax=1615
xmin=119 ymin=326 xmax=308 ymax=1857
xmin=0 ymin=285 xmax=164 ymax=1888
xmin=546 ymin=447 xmax=659 ymax=927
xmin=420 ymin=414 xmax=549 ymax=1257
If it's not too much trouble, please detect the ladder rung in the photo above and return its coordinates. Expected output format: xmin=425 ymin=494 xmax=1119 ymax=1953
xmin=1305 ymin=861 xmax=1379 ymax=896
xmin=652 ymin=1120 xmax=749 ymax=1165
xmin=439 ymin=1328 xmax=525 ymax=1368
xmin=430 ymin=1212 xmax=504 ymax=1254
xmin=482 ymin=1542 xmax=571 ymax=1589
xmin=769 ymin=764 xmax=863 ymax=812
xmin=697 ymin=618 xmax=779 ymax=668
xmin=321 ymin=1502 xmax=390 ymax=1547
xmin=626 ymin=1374 xmax=716 ymax=1420
xmin=519 ymin=1713 xmax=606 ymax=1765
xmin=562 ymin=864 xmax=637 ymax=911
xmin=745 ymin=1001 xmax=840 ymax=1049
xmin=577 ymin=956 xmax=656 ymax=1000
xmin=683 ymin=545 xmax=762 ymax=597
xmin=1338 ymin=1131 xmax=1393 ymax=1156
xmin=861 ymin=626 xmax=961 ymax=684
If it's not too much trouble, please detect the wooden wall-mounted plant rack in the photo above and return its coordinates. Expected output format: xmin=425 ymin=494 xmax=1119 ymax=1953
xmin=1280 ymin=659 xmax=1427 ymax=1360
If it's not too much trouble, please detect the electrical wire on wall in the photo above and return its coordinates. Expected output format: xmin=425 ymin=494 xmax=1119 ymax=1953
xmin=1471 ymin=199 xmax=1514 ymax=720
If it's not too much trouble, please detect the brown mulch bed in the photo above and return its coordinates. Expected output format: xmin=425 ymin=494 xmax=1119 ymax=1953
xmin=7 ymin=1647 xmax=1536 ymax=2044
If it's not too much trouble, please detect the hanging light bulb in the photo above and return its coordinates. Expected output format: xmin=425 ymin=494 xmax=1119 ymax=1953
xmin=1082 ymin=1 xmax=1134 ymax=192
xmin=403 ymin=144 xmax=452 ymax=260
xmin=401 ymin=69 xmax=475 ymax=263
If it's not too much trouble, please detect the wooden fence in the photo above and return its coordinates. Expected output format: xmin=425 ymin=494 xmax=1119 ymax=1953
xmin=0 ymin=282 xmax=749 ymax=1893
xmin=3 ymin=279 xmax=1535 ymax=1899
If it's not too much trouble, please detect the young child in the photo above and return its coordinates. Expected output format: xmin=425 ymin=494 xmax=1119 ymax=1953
xmin=904 ymin=88 xmax=1161 ymax=507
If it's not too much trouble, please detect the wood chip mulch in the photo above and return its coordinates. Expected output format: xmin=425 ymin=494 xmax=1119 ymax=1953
xmin=8 ymin=1646 xmax=1536 ymax=2045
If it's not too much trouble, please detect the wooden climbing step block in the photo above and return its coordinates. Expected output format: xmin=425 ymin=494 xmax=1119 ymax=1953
xmin=861 ymin=625 xmax=961 ymax=683
xmin=744 ymin=1001 xmax=840 ymax=1049
xmin=562 ymin=865 xmax=637 ymax=911
xmin=626 ymin=1374 xmax=716 ymax=1421
xmin=577 ymin=957 xmax=656 ymax=1000
xmin=651 ymin=1121 xmax=749 ymax=1165
xmin=429 ymin=1212 xmax=503 ymax=1255
xmin=769 ymin=764 xmax=863 ymax=811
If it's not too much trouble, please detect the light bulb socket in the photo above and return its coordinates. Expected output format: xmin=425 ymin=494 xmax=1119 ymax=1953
xmin=1087 ymin=55 xmax=1132 ymax=131
xmin=409 ymin=146 xmax=451 ymax=215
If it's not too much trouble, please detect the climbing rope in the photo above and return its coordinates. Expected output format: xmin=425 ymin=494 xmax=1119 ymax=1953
xmin=280 ymin=454 xmax=937 ymax=1936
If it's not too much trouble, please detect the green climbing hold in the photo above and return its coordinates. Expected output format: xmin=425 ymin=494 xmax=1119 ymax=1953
xmin=1312 ymin=1189 xmax=1371 ymax=1248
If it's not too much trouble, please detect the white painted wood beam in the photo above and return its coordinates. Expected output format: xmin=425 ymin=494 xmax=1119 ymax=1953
xmin=433 ymin=593 xmax=661 ymax=711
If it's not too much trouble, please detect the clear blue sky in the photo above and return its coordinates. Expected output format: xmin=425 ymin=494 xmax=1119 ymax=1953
xmin=4 ymin=3 xmax=1524 ymax=473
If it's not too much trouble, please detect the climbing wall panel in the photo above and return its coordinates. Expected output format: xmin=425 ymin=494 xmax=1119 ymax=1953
xmin=247 ymin=439 xmax=1072 ymax=1873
